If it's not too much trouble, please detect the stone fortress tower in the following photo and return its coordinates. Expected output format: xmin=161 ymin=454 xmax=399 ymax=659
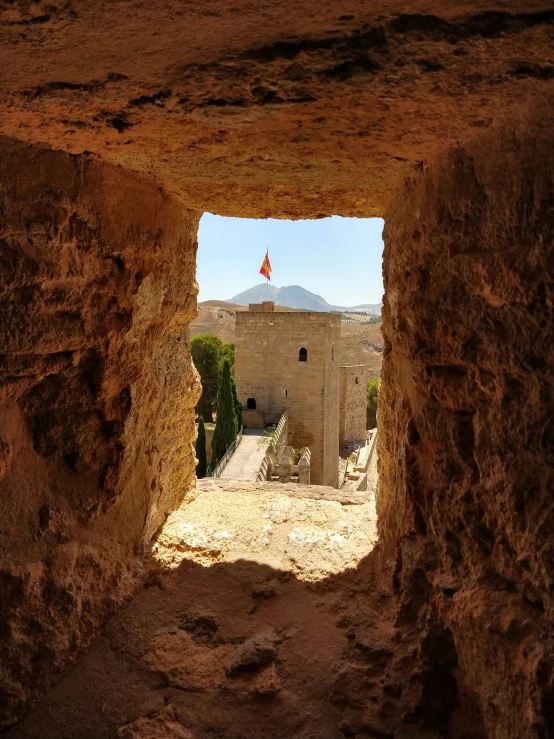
xmin=235 ymin=302 xmax=340 ymax=487
xmin=339 ymin=364 xmax=368 ymax=449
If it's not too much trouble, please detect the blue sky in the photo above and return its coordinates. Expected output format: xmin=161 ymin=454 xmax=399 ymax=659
xmin=197 ymin=215 xmax=384 ymax=307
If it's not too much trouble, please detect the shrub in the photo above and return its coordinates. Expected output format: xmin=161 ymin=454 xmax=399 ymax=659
xmin=191 ymin=336 xmax=238 ymax=422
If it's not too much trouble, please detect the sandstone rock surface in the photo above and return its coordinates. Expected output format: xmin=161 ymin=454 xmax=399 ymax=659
xmin=378 ymin=108 xmax=554 ymax=738
xmin=1 ymin=3 xmax=553 ymax=216
xmin=154 ymin=482 xmax=378 ymax=578
xmin=0 ymin=139 xmax=200 ymax=726
xmin=1 ymin=1 xmax=554 ymax=736
xmin=225 ymin=629 xmax=280 ymax=675
xmin=6 ymin=485 xmax=390 ymax=739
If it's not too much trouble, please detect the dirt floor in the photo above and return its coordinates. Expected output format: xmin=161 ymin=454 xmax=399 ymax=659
xmin=8 ymin=483 xmax=392 ymax=739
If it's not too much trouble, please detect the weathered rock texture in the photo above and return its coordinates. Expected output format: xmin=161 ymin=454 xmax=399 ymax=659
xmin=378 ymin=103 xmax=554 ymax=738
xmin=1 ymin=1 xmax=554 ymax=736
xmin=1 ymin=2 xmax=554 ymax=217
xmin=0 ymin=138 xmax=200 ymax=726
xmin=6 ymin=484 xmax=380 ymax=739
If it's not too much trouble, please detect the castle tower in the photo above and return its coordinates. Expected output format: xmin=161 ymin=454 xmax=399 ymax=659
xmin=339 ymin=364 xmax=368 ymax=449
xmin=235 ymin=303 xmax=340 ymax=487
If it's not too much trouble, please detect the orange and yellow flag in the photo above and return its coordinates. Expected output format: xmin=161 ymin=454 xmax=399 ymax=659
xmin=259 ymin=251 xmax=272 ymax=280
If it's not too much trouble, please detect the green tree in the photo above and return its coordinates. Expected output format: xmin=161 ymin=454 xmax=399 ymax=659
xmin=191 ymin=334 xmax=223 ymax=421
xmin=195 ymin=416 xmax=208 ymax=479
xmin=366 ymin=379 xmax=379 ymax=429
xmin=211 ymin=358 xmax=237 ymax=468
xmin=219 ymin=342 xmax=235 ymax=372
xmin=230 ymin=371 xmax=242 ymax=432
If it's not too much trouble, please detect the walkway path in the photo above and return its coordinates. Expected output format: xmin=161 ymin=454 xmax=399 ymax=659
xmin=219 ymin=428 xmax=269 ymax=481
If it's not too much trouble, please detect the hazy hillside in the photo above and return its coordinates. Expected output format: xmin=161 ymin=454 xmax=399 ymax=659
xmin=192 ymin=301 xmax=302 ymax=344
xmin=228 ymin=283 xmax=382 ymax=315
xmin=340 ymin=323 xmax=383 ymax=379
xmin=191 ymin=304 xmax=237 ymax=343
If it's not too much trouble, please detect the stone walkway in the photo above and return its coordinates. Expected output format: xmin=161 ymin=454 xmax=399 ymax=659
xmin=156 ymin=481 xmax=378 ymax=577
xmin=219 ymin=428 xmax=269 ymax=481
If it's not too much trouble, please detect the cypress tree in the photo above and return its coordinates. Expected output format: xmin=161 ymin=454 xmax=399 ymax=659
xmin=211 ymin=359 xmax=237 ymax=468
xmin=196 ymin=416 xmax=208 ymax=479
xmin=191 ymin=334 xmax=223 ymax=422
xmin=230 ymin=372 xmax=242 ymax=433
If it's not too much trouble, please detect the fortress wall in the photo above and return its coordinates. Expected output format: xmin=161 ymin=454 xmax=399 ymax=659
xmin=378 ymin=111 xmax=554 ymax=735
xmin=0 ymin=140 xmax=200 ymax=723
xmin=235 ymin=311 xmax=340 ymax=486
xmin=339 ymin=364 xmax=368 ymax=448
xmin=323 ymin=322 xmax=341 ymax=487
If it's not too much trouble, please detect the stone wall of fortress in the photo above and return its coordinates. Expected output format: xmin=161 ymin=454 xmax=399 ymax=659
xmin=235 ymin=309 xmax=340 ymax=487
xmin=339 ymin=364 xmax=368 ymax=448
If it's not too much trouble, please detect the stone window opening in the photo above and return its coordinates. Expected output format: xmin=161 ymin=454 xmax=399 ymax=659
xmin=2 ymin=18 xmax=549 ymax=734
xmin=355 ymin=377 xmax=359 ymax=384
xmin=246 ymin=398 xmax=256 ymax=409
xmin=285 ymin=389 xmax=288 ymax=398
xmin=299 ymin=347 xmax=307 ymax=362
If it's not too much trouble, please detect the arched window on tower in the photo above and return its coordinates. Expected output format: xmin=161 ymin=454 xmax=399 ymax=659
xmin=299 ymin=347 xmax=307 ymax=362
xmin=246 ymin=398 xmax=256 ymax=409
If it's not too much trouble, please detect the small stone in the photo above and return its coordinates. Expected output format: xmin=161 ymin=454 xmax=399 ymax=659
xmin=251 ymin=583 xmax=278 ymax=600
xmin=225 ymin=629 xmax=280 ymax=676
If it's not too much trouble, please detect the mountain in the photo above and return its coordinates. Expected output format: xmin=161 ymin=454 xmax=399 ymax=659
xmin=349 ymin=303 xmax=383 ymax=315
xmin=227 ymin=284 xmax=382 ymax=314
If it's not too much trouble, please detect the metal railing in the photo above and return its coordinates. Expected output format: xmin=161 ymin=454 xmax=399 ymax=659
xmin=209 ymin=426 xmax=243 ymax=478
xmin=339 ymin=440 xmax=363 ymax=488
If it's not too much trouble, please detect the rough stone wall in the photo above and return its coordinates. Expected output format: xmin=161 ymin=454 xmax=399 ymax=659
xmin=0 ymin=138 xmax=200 ymax=727
xmin=1 ymin=2 xmax=553 ymax=219
xmin=235 ymin=310 xmax=340 ymax=486
xmin=378 ymin=105 xmax=554 ymax=738
xmin=339 ymin=364 xmax=367 ymax=448
xmin=323 ymin=323 xmax=340 ymax=488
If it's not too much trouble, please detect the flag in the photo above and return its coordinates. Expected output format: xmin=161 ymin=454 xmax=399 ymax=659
xmin=259 ymin=251 xmax=272 ymax=280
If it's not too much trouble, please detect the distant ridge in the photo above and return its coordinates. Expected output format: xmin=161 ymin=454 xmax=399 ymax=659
xmin=227 ymin=284 xmax=382 ymax=314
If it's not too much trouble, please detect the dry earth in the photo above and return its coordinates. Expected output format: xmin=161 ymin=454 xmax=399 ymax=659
xmin=8 ymin=483 xmax=388 ymax=739
xmin=190 ymin=303 xmax=239 ymax=344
